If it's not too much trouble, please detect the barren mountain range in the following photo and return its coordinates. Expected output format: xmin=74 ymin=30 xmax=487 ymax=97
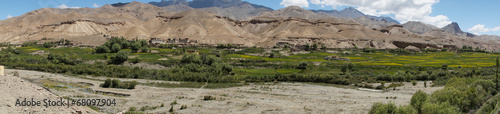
xmin=0 ymin=0 xmax=499 ymax=51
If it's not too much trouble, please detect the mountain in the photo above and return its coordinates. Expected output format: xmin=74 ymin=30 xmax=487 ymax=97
xmin=402 ymin=21 xmax=440 ymax=34
xmin=258 ymin=6 xmax=335 ymax=20
xmin=311 ymin=7 xmax=400 ymax=24
xmin=149 ymin=0 xmax=273 ymax=20
xmin=149 ymin=0 xmax=189 ymax=7
xmin=311 ymin=7 xmax=399 ymax=29
xmin=441 ymin=22 xmax=465 ymax=34
xmin=0 ymin=2 xmax=498 ymax=51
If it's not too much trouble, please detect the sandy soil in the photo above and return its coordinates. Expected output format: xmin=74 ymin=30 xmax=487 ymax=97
xmin=4 ymin=69 xmax=442 ymax=114
xmin=0 ymin=71 xmax=100 ymax=114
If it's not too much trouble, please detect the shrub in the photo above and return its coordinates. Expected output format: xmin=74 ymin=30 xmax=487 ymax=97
xmin=111 ymin=79 xmax=121 ymax=88
xmin=203 ymin=96 xmax=216 ymax=101
xmin=43 ymin=42 xmax=56 ymax=48
xmin=111 ymin=43 xmax=122 ymax=53
xmin=103 ymin=79 xmax=112 ymax=88
xmin=410 ymin=90 xmax=428 ymax=114
xmin=296 ymin=62 xmax=308 ymax=69
xmin=95 ymin=45 xmax=111 ymax=53
xmin=169 ymin=106 xmax=174 ymax=112
xmin=110 ymin=51 xmax=129 ymax=64
xmin=422 ymin=102 xmax=460 ymax=114
xmin=368 ymin=102 xmax=397 ymax=114
xmin=412 ymin=81 xmax=417 ymax=86
xmin=130 ymin=58 xmax=140 ymax=64
xmin=180 ymin=105 xmax=187 ymax=110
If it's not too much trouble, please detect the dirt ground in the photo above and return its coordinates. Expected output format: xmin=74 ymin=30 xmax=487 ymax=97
xmin=3 ymin=69 xmax=442 ymax=114
xmin=0 ymin=71 xmax=99 ymax=114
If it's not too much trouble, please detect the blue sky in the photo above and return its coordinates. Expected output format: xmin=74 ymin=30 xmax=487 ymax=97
xmin=0 ymin=0 xmax=499 ymax=35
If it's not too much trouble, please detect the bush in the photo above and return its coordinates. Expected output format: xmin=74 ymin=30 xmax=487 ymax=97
xmin=203 ymin=96 xmax=216 ymax=101
xmin=43 ymin=42 xmax=56 ymax=48
xmin=95 ymin=45 xmax=111 ymax=53
xmin=422 ymin=102 xmax=460 ymax=114
xmin=368 ymin=102 xmax=397 ymax=114
xmin=21 ymin=41 xmax=38 ymax=47
xmin=369 ymin=102 xmax=417 ymax=114
xmin=103 ymin=79 xmax=112 ymax=88
xmin=111 ymin=79 xmax=120 ymax=88
xmin=130 ymin=58 xmax=140 ymax=64
xmin=111 ymin=43 xmax=122 ymax=53
xmin=110 ymin=51 xmax=129 ymax=64
xmin=296 ymin=62 xmax=308 ymax=69
xmin=410 ymin=90 xmax=428 ymax=114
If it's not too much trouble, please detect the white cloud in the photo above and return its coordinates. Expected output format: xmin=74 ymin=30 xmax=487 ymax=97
xmin=6 ymin=15 xmax=12 ymax=18
xmin=467 ymin=24 xmax=500 ymax=35
xmin=308 ymin=0 xmax=452 ymax=28
xmin=93 ymin=3 xmax=99 ymax=8
xmin=57 ymin=4 xmax=80 ymax=9
xmin=281 ymin=0 xmax=309 ymax=8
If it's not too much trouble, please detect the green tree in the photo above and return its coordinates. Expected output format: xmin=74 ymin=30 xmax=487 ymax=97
xmin=103 ymin=79 xmax=112 ymax=88
xmin=130 ymin=42 xmax=141 ymax=52
xmin=296 ymin=62 xmax=308 ymax=69
xmin=110 ymin=51 xmax=129 ymax=64
xmin=111 ymin=79 xmax=121 ymax=88
xmin=341 ymin=64 xmax=348 ymax=74
xmin=497 ymin=57 xmax=499 ymax=90
xmin=312 ymin=43 xmax=318 ymax=50
xmin=140 ymin=47 xmax=149 ymax=53
xmin=422 ymin=102 xmax=460 ymax=114
xmin=43 ymin=42 xmax=55 ymax=48
xmin=394 ymin=105 xmax=417 ymax=114
xmin=111 ymin=43 xmax=122 ymax=53
xmin=348 ymin=63 xmax=354 ymax=71
xmin=368 ymin=102 xmax=397 ymax=114
xmin=269 ymin=53 xmax=275 ymax=58
xmin=410 ymin=90 xmax=428 ymax=114
xmin=95 ymin=45 xmax=111 ymax=53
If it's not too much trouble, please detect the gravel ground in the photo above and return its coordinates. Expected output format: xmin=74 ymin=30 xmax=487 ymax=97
xmin=3 ymin=69 xmax=442 ymax=114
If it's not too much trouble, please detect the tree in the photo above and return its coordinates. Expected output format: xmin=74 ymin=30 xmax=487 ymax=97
xmin=111 ymin=43 xmax=122 ymax=53
xmin=296 ymin=62 xmax=308 ymax=69
xmin=422 ymin=102 xmax=460 ymax=114
xmin=304 ymin=44 xmax=310 ymax=51
xmin=110 ymin=51 xmax=129 ymax=64
xmin=43 ymin=42 xmax=55 ymax=48
xmin=312 ymin=43 xmax=318 ymax=50
xmin=441 ymin=64 xmax=448 ymax=71
xmin=341 ymin=64 xmax=348 ymax=74
xmin=111 ymin=79 xmax=121 ymax=88
xmin=348 ymin=63 xmax=354 ymax=71
xmin=497 ymin=57 xmax=499 ymax=90
xmin=130 ymin=42 xmax=141 ymax=52
xmin=269 ymin=53 xmax=275 ymax=58
xmin=95 ymin=45 xmax=111 ymax=53
xmin=140 ymin=47 xmax=149 ymax=53
xmin=368 ymin=102 xmax=397 ymax=114
xmin=103 ymin=79 xmax=112 ymax=88
xmin=410 ymin=90 xmax=428 ymax=114
xmin=321 ymin=44 xmax=326 ymax=50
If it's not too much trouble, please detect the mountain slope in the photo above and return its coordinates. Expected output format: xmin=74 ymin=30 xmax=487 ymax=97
xmin=258 ymin=6 xmax=334 ymax=20
xmin=441 ymin=22 xmax=464 ymax=34
xmin=402 ymin=21 xmax=440 ymax=34
xmin=0 ymin=2 xmax=498 ymax=52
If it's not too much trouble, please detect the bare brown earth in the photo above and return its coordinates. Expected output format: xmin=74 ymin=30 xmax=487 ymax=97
xmin=0 ymin=2 xmax=498 ymax=51
xmin=0 ymin=71 xmax=99 ymax=114
xmin=4 ymin=69 xmax=442 ymax=113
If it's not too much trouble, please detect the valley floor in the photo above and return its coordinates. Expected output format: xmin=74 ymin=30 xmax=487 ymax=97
xmin=3 ymin=69 xmax=442 ymax=113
